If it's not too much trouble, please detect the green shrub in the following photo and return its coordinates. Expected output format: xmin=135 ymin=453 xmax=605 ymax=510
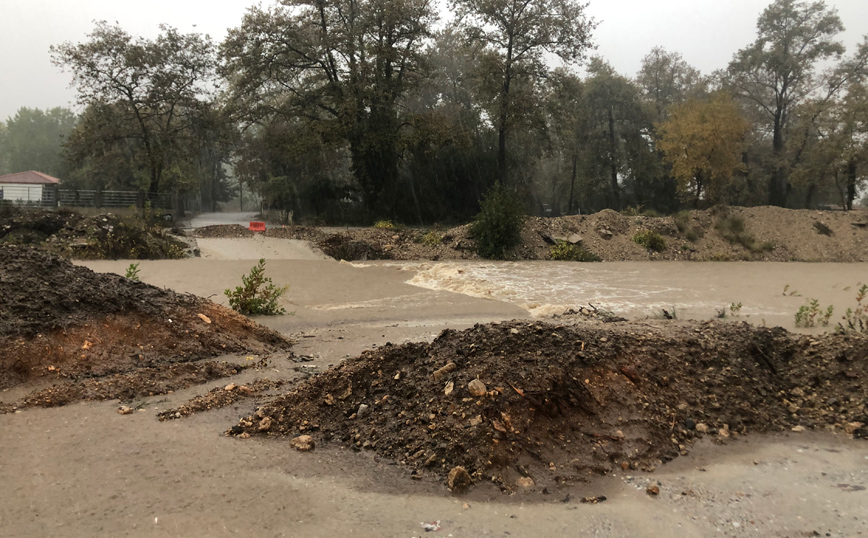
xmin=125 ymin=262 xmax=141 ymax=281
xmin=795 ymin=298 xmax=834 ymax=328
xmin=836 ymin=284 xmax=868 ymax=334
xmin=633 ymin=229 xmax=667 ymax=252
xmin=550 ymin=242 xmax=601 ymax=262
xmin=417 ymin=231 xmax=443 ymax=246
xmin=470 ymin=182 xmax=525 ymax=259
xmin=374 ymin=220 xmax=395 ymax=229
xmin=224 ymin=259 xmax=289 ymax=315
xmin=715 ymin=213 xmax=773 ymax=253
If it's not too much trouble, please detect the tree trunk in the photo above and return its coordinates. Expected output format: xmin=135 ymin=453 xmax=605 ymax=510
xmin=567 ymin=153 xmax=577 ymax=214
xmin=846 ymin=158 xmax=857 ymax=211
xmin=769 ymin=111 xmax=788 ymax=207
xmin=607 ymin=106 xmax=620 ymax=210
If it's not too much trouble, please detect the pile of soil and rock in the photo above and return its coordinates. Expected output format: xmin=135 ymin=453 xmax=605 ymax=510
xmin=194 ymin=206 xmax=868 ymax=262
xmin=230 ymin=318 xmax=868 ymax=493
xmin=0 ymin=245 xmax=294 ymax=409
xmin=0 ymin=206 xmax=190 ymax=259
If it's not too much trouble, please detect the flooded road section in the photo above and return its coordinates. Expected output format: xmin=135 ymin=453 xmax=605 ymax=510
xmin=385 ymin=260 xmax=868 ymax=331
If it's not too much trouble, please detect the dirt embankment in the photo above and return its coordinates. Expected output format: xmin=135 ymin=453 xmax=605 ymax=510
xmin=195 ymin=207 xmax=868 ymax=262
xmin=0 ymin=206 xmax=190 ymax=259
xmin=231 ymin=318 xmax=868 ymax=493
xmin=0 ymin=245 xmax=294 ymax=409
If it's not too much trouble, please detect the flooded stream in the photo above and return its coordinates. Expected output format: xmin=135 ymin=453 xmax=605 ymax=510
xmin=385 ymin=260 xmax=868 ymax=331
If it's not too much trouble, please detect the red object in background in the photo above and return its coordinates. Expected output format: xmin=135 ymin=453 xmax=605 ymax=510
xmin=249 ymin=221 xmax=266 ymax=232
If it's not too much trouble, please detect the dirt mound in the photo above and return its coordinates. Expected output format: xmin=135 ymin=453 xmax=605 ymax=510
xmin=249 ymin=207 xmax=868 ymax=262
xmin=231 ymin=319 xmax=867 ymax=492
xmin=191 ymin=224 xmax=255 ymax=238
xmin=0 ymin=206 xmax=189 ymax=259
xmin=0 ymin=245 xmax=294 ymax=392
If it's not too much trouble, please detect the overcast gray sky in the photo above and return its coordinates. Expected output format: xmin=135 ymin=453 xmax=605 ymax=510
xmin=2 ymin=0 xmax=867 ymax=121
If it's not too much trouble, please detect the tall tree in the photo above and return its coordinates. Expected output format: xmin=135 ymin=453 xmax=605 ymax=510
xmin=221 ymin=0 xmax=436 ymax=217
xmin=726 ymin=0 xmax=845 ymax=207
xmin=657 ymin=93 xmax=750 ymax=207
xmin=451 ymin=0 xmax=595 ymax=184
xmin=0 ymin=107 xmax=77 ymax=178
xmin=636 ymin=47 xmax=705 ymax=123
xmin=52 ymin=22 xmax=217 ymax=194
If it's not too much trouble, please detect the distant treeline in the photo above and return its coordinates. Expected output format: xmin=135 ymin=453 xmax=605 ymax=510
xmin=1 ymin=0 xmax=866 ymax=223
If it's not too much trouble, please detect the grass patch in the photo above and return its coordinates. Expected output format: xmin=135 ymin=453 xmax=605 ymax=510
xmin=550 ymin=242 xmax=601 ymax=262
xmin=715 ymin=214 xmax=773 ymax=253
xmin=633 ymin=230 xmax=667 ymax=252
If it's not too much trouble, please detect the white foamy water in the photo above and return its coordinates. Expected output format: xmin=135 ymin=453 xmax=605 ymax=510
xmin=375 ymin=260 xmax=868 ymax=328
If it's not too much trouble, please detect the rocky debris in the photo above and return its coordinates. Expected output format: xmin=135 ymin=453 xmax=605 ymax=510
xmin=157 ymin=378 xmax=286 ymax=421
xmin=0 ymin=207 xmax=187 ymax=260
xmin=447 ymin=466 xmax=473 ymax=493
xmin=1 ymin=361 xmax=246 ymax=412
xmin=0 ymin=245 xmax=294 ymax=402
xmin=191 ymin=224 xmax=254 ymax=238
xmin=647 ymin=485 xmax=660 ymax=496
xmin=229 ymin=318 xmax=868 ymax=493
xmin=290 ymin=435 xmax=316 ymax=452
xmin=117 ymin=406 xmax=135 ymax=415
xmin=216 ymin=206 xmax=868 ymax=263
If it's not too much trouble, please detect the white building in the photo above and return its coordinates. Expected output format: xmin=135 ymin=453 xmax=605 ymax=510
xmin=0 ymin=171 xmax=60 ymax=203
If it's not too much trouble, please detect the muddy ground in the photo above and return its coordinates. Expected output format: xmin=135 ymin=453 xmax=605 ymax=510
xmin=0 ymin=245 xmax=294 ymax=409
xmin=190 ymin=206 xmax=868 ymax=263
xmin=0 ymin=205 xmax=190 ymax=259
xmin=230 ymin=318 xmax=868 ymax=493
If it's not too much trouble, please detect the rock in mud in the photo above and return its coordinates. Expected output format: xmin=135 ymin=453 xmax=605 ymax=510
xmin=467 ymin=379 xmax=487 ymax=397
xmin=290 ymin=435 xmax=315 ymax=452
xmin=447 ymin=466 xmax=472 ymax=494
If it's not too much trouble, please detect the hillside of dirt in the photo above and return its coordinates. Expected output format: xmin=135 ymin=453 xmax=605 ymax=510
xmin=0 ymin=205 xmax=190 ymax=259
xmin=205 ymin=206 xmax=868 ymax=262
xmin=0 ymin=245 xmax=294 ymax=403
xmin=231 ymin=318 xmax=868 ymax=493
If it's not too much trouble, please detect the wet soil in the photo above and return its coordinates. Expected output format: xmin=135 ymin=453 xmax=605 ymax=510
xmin=188 ymin=207 xmax=868 ymax=262
xmin=0 ymin=206 xmax=189 ymax=259
xmin=0 ymin=245 xmax=294 ymax=405
xmin=232 ymin=318 xmax=868 ymax=493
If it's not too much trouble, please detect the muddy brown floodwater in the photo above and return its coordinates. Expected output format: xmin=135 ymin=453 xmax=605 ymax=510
xmin=2 ymin=247 xmax=867 ymax=537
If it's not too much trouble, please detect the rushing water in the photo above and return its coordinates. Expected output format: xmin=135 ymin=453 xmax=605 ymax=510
xmin=379 ymin=260 xmax=868 ymax=331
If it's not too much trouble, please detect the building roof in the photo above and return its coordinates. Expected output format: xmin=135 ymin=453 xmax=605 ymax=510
xmin=0 ymin=171 xmax=61 ymax=185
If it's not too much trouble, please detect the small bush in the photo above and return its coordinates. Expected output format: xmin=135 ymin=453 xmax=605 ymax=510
xmin=550 ymin=242 xmax=601 ymax=262
xmin=836 ymin=284 xmax=868 ymax=334
xmin=470 ymin=182 xmax=525 ymax=259
xmin=125 ymin=263 xmax=140 ymax=281
xmin=374 ymin=220 xmax=395 ymax=230
xmin=417 ymin=231 xmax=443 ymax=247
xmin=224 ymin=259 xmax=289 ymax=315
xmin=794 ymin=298 xmax=834 ymax=328
xmin=633 ymin=229 xmax=667 ymax=252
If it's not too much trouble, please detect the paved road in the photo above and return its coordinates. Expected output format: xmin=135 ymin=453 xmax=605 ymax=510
xmin=184 ymin=212 xmax=260 ymax=229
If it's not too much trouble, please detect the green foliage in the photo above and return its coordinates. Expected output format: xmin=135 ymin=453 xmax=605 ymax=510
xmin=470 ymin=182 xmax=525 ymax=259
xmin=795 ymin=299 xmax=834 ymax=328
xmin=633 ymin=229 xmax=667 ymax=252
xmin=730 ymin=302 xmax=743 ymax=316
xmin=374 ymin=220 xmax=395 ymax=230
xmin=417 ymin=231 xmax=443 ymax=246
xmin=550 ymin=242 xmax=601 ymax=262
xmin=715 ymin=214 xmax=773 ymax=253
xmin=0 ymin=107 xmax=77 ymax=177
xmin=125 ymin=262 xmax=140 ymax=281
xmin=224 ymin=259 xmax=289 ymax=316
xmin=836 ymin=284 xmax=868 ymax=334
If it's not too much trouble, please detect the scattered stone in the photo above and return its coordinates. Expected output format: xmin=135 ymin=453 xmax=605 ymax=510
xmin=444 ymin=381 xmax=454 ymax=396
xmin=718 ymin=428 xmax=730 ymax=438
xmin=844 ymin=422 xmax=865 ymax=435
xmin=580 ymin=495 xmax=607 ymax=504
xmin=467 ymin=379 xmax=487 ymax=397
xmin=290 ymin=435 xmax=315 ymax=452
xmin=647 ymin=485 xmax=660 ymax=496
xmin=197 ymin=313 xmax=212 ymax=324
xmin=791 ymin=426 xmax=806 ymax=433
xmin=685 ymin=418 xmax=696 ymax=430
xmin=695 ymin=423 xmax=710 ymax=434
xmin=516 ymin=477 xmax=535 ymax=489
xmin=357 ymin=404 xmax=370 ymax=418
xmin=447 ymin=466 xmax=472 ymax=493
xmin=432 ymin=362 xmax=458 ymax=381
xmin=258 ymin=416 xmax=273 ymax=431
xmin=224 ymin=383 xmax=236 ymax=392
xmin=117 ymin=406 xmax=134 ymax=415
